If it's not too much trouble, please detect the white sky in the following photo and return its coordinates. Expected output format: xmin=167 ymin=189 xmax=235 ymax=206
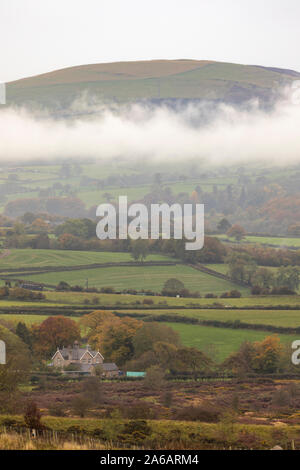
xmin=1 ymin=0 xmax=300 ymax=83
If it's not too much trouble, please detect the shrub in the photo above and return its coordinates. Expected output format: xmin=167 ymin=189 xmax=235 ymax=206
xmin=220 ymin=290 xmax=242 ymax=298
xmin=24 ymin=401 xmax=44 ymax=430
xmin=118 ymin=420 xmax=152 ymax=443
xmin=71 ymin=396 xmax=91 ymax=418
xmin=205 ymin=293 xmax=217 ymax=298
xmin=174 ymin=405 xmax=221 ymax=423
xmin=120 ymin=403 xmax=153 ymax=419
xmin=142 ymin=298 xmax=154 ymax=305
xmin=48 ymin=403 xmax=67 ymax=417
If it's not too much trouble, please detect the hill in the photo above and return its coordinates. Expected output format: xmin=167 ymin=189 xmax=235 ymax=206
xmin=6 ymin=59 xmax=300 ymax=110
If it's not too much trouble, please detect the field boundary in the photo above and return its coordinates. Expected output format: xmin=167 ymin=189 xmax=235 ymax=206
xmin=0 ymin=260 xmax=178 ymax=276
xmin=189 ymin=263 xmax=250 ymax=288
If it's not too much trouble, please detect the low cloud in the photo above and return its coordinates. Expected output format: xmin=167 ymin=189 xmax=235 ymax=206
xmin=0 ymin=86 xmax=300 ymax=166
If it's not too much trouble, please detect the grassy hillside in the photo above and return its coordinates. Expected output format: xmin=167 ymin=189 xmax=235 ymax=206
xmin=13 ymin=263 xmax=250 ymax=295
xmin=7 ymin=60 xmax=300 ymax=108
xmin=165 ymin=323 xmax=295 ymax=362
xmin=0 ymin=249 xmax=171 ymax=270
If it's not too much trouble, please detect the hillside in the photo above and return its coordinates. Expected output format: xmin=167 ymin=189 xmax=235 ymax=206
xmin=6 ymin=59 xmax=300 ymax=110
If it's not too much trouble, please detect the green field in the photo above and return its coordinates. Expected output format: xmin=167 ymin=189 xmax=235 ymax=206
xmin=0 ymin=249 xmax=172 ymax=270
xmin=2 ymin=305 xmax=300 ymax=330
xmin=16 ymin=264 xmax=250 ymax=295
xmin=42 ymin=291 xmax=300 ymax=307
xmin=218 ymin=235 xmax=300 ymax=248
xmin=0 ymin=287 xmax=299 ymax=309
xmin=118 ymin=308 xmax=300 ymax=328
xmin=166 ymin=323 xmax=296 ymax=362
xmin=0 ymin=314 xmax=51 ymax=326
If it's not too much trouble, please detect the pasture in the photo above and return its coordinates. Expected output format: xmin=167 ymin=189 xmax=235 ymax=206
xmin=218 ymin=234 xmax=300 ymax=248
xmin=166 ymin=323 xmax=296 ymax=362
xmin=0 ymin=249 xmax=172 ymax=270
xmin=16 ymin=264 xmax=251 ymax=295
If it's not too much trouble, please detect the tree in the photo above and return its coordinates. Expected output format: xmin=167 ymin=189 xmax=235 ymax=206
xmin=130 ymin=239 xmax=149 ymax=262
xmin=222 ymin=336 xmax=284 ymax=375
xmin=83 ymin=312 xmax=143 ymax=365
xmin=24 ymin=401 xmax=43 ymax=430
xmin=217 ymin=218 xmax=231 ymax=233
xmin=71 ymin=396 xmax=91 ymax=418
xmin=227 ymin=252 xmax=256 ymax=284
xmin=144 ymin=365 xmax=165 ymax=390
xmin=252 ymin=336 xmax=283 ymax=374
xmin=221 ymin=341 xmax=256 ymax=375
xmin=251 ymin=267 xmax=274 ymax=289
xmin=162 ymin=278 xmax=185 ymax=295
xmin=227 ymin=224 xmax=246 ymax=241
xmin=79 ymin=310 xmax=115 ymax=337
xmin=57 ymin=233 xmax=83 ymax=250
xmin=16 ymin=322 xmax=33 ymax=351
xmin=276 ymin=266 xmax=300 ymax=292
xmin=32 ymin=233 xmax=50 ymax=249
xmin=175 ymin=347 xmax=213 ymax=377
xmin=133 ymin=323 xmax=180 ymax=358
xmin=0 ymin=325 xmax=31 ymax=413
xmin=32 ymin=316 xmax=81 ymax=357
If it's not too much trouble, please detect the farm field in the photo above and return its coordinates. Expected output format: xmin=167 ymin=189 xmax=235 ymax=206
xmin=203 ymin=264 xmax=229 ymax=274
xmin=0 ymin=290 xmax=297 ymax=308
xmin=0 ymin=314 xmax=51 ymax=326
xmin=0 ymin=249 xmax=172 ymax=269
xmin=217 ymin=234 xmax=300 ymax=247
xmin=165 ymin=323 xmax=296 ymax=362
xmin=1 ymin=289 xmax=299 ymax=309
xmin=118 ymin=308 xmax=300 ymax=328
xmin=3 ymin=306 xmax=300 ymax=330
xmin=15 ymin=264 xmax=251 ymax=295
xmin=42 ymin=290 xmax=300 ymax=307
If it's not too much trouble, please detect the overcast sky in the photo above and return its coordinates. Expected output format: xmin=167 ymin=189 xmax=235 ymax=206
xmin=1 ymin=0 xmax=300 ymax=83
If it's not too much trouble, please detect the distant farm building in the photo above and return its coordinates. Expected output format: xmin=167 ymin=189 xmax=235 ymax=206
xmin=51 ymin=341 xmax=120 ymax=377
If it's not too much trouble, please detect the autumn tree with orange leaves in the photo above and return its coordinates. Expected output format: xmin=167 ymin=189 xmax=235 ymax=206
xmin=80 ymin=310 xmax=142 ymax=365
xmin=252 ymin=335 xmax=284 ymax=374
xmin=222 ymin=335 xmax=284 ymax=375
xmin=32 ymin=316 xmax=81 ymax=357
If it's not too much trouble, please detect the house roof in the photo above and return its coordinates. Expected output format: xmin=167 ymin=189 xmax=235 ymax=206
xmin=52 ymin=344 xmax=104 ymax=361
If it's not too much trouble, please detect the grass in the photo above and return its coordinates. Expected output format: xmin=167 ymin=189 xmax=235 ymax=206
xmin=218 ymin=235 xmax=300 ymax=247
xmin=43 ymin=291 xmax=300 ymax=307
xmin=117 ymin=308 xmax=300 ymax=328
xmin=8 ymin=61 xmax=297 ymax=107
xmin=13 ymin=264 xmax=250 ymax=295
xmin=3 ymin=305 xmax=300 ymax=330
xmin=0 ymin=314 xmax=52 ymax=326
xmin=1 ymin=414 xmax=300 ymax=450
xmin=0 ymin=249 xmax=172 ymax=270
xmin=0 ymin=289 xmax=299 ymax=309
xmin=165 ymin=323 xmax=296 ymax=362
